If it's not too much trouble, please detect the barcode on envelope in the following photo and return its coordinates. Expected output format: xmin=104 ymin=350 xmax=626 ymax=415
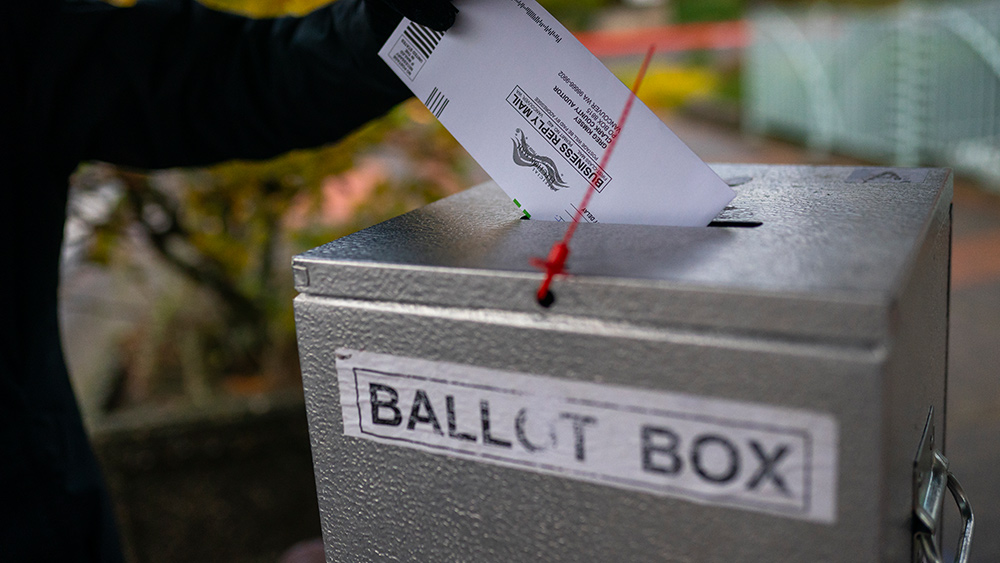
xmin=403 ymin=23 xmax=444 ymax=60
xmin=425 ymin=87 xmax=450 ymax=118
xmin=387 ymin=22 xmax=444 ymax=80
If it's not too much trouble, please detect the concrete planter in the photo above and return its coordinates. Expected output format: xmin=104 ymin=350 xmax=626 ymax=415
xmin=91 ymin=391 xmax=320 ymax=563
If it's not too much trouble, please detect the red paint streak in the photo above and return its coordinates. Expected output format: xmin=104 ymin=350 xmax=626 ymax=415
xmin=577 ymin=21 xmax=749 ymax=58
xmin=532 ymin=45 xmax=657 ymax=304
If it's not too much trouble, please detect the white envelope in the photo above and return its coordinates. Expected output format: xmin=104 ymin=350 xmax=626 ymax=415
xmin=378 ymin=0 xmax=735 ymax=226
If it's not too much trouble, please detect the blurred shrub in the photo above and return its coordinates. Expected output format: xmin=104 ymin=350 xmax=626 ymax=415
xmin=607 ymin=60 xmax=723 ymax=111
xmin=538 ymin=0 xmax=613 ymax=30
xmin=635 ymin=64 xmax=719 ymax=109
xmin=72 ymin=63 xmax=473 ymax=408
xmin=201 ymin=0 xmax=329 ymax=17
xmin=673 ymin=0 xmax=744 ymax=23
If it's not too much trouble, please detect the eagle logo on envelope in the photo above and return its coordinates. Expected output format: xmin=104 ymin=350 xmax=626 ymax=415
xmin=511 ymin=128 xmax=569 ymax=191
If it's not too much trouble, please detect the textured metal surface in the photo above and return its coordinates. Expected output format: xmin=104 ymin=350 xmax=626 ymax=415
xmin=294 ymin=164 xmax=952 ymax=562
xmin=295 ymin=164 xmax=950 ymax=344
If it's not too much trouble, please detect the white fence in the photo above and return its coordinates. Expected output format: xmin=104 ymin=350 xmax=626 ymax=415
xmin=744 ymin=1 xmax=1000 ymax=187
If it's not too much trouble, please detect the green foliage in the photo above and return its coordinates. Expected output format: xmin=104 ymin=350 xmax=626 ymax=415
xmin=673 ymin=0 xmax=744 ymax=23
xmin=538 ymin=0 xmax=612 ymax=31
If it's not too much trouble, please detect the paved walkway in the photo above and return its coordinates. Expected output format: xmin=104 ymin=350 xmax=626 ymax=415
xmin=663 ymin=113 xmax=1000 ymax=560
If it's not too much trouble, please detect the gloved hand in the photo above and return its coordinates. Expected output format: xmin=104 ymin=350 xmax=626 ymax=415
xmin=365 ymin=0 xmax=458 ymax=36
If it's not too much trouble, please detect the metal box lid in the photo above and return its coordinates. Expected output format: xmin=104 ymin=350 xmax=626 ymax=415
xmin=293 ymin=164 xmax=951 ymax=345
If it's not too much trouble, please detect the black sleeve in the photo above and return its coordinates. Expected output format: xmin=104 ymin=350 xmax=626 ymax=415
xmin=32 ymin=0 xmax=410 ymax=169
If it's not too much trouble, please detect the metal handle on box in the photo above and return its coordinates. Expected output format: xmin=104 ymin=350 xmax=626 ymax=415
xmin=913 ymin=407 xmax=974 ymax=563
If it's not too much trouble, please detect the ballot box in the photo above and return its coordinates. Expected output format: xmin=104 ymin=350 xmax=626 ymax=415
xmin=292 ymin=164 xmax=961 ymax=562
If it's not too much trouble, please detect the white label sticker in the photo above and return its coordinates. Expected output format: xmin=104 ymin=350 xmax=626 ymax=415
xmin=336 ymin=350 xmax=838 ymax=524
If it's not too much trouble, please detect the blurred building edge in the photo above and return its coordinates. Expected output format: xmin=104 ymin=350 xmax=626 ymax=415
xmin=744 ymin=0 xmax=1000 ymax=191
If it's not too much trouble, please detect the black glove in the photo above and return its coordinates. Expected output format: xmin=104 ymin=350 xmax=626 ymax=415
xmin=365 ymin=0 xmax=458 ymax=36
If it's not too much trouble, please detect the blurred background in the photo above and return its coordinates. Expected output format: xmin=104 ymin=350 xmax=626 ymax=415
xmin=60 ymin=0 xmax=999 ymax=561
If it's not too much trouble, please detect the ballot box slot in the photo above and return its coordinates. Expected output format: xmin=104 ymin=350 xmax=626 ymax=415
xmin=707 ymin=219 xmax=763 ymax=228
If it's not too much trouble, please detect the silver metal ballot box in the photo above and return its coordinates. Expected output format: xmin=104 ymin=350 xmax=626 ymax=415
xmin=292 ymin=164 xmax=965 ymax=562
